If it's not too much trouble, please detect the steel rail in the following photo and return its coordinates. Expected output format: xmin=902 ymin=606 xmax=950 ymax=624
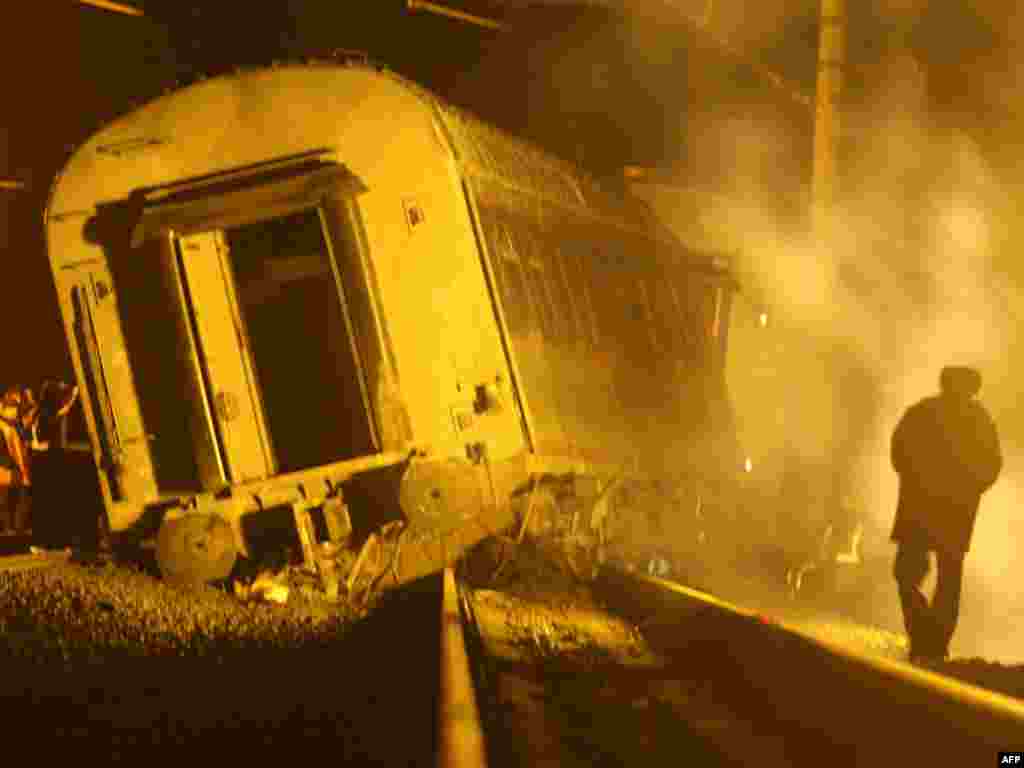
xmin=0 ymin=550 xmax=73 ymax=573
xmin=77 ymin=0 xmax=143 ymax=16
xmin=437 ymin=567 xmax=488 ymax=767
xmin=598 ymin=567 xmax=1024 ymax=765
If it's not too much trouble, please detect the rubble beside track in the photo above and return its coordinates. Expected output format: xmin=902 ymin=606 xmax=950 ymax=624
xmin=452 ymin=541 xmax=1024 ymax=767
xmin=457 ymin=548 xmax=761 ymax=767
xmin=595 ymin=568 xmax=1024 ymax=767
xmin=5 ymin=542 xmax=1022 ymax=766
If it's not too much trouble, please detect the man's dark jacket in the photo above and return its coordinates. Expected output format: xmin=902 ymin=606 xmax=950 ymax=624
xmin=891 ymin=393 xmax=1002 ymax=555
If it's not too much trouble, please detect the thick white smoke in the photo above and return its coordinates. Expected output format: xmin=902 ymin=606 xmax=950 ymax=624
xmin=493 ymin=0 xmax=1023 ymax=659
xmin=668 ymin=45 xmax=1024 ymax=660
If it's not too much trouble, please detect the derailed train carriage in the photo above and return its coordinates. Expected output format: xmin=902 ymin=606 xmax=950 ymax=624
xmin=44 ymin=60 xmax=741 ymax=585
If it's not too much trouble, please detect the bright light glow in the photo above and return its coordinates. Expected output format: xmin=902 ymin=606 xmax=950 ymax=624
xmin=758 ymin=312 xmax=768 ymax=328
xmin=744 ymin=457 xmax=753 ymax=473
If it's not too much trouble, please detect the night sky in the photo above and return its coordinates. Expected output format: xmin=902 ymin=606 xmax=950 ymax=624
xmin=0 ymin=0 xmax=1017 ymax=386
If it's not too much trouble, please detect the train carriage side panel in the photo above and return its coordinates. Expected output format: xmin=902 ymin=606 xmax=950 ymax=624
xmin=461 ymin=178 xmax=573 ymax=459
xmin=456 ymin=173 xmax=710 ymax=476
xmin=338 ymin=91 xmax=525 ymax=468
xmin=43 ymin=232 xmax=158 ymax=533
xmin=433 ymin=101 xmax=733 ymax=483
xmin=344 ymin=102 xmax=532 ymax=532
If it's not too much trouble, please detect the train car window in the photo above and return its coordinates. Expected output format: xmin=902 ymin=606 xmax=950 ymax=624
xmin=524 ymin=258 xmax=556 ymax=342
xmin=615 ymin=283 xmax=642 ymax=351
xmin=587 ymin=249 xmax=623 ymax=349
xmin=692 ymin=277 xmax=718 ymax=345
xmin=499 ymin=260 xmax=532 ymax=336
xmin=530 ymin=226 xmax=570 ymax=345
xmin=562 ymin=243 xmax=599 ymax=349
xmin=613 ymin=264 xmax=654 ymax=366
xmin=486 ymin=217 xmax=533 ymax=337
xmin=484 ymin=203 xmax=563 ymax=344
xmin=548 ymin=247 xmax=579 ymax=346
xmin=648 ymin=272 xmax=681 ymax=359
xmin=666 ymin=279 xmax=695 ymax=362
xmin=635 ymin=279 xmax=661 ymax=357
xmin=580 ymin=246 xmax=604 ymax=339
xmin=506 ymin=215 xmax=559 ymax=344
xmin=669 ymin=272 xmax=712 ymax=364
xmin=604 ymin=238 xmax=644 ymax=353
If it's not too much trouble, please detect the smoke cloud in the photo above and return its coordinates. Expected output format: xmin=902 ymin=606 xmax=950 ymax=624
xmin=468 ymin=1 xmax=1024 ymax=660
xmin=672 ymin=42 xmax=1024 ymax=660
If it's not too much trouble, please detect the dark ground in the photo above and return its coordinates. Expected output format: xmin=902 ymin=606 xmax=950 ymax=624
xmin=0 ymin=562 xmax=442 ymax=764
xmin=478 ymin=659 xmax=739 ymax=768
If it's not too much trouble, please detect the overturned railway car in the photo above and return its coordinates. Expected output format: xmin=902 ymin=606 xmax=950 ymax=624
xmin=44 ymin=62 xmax=740 ymax=584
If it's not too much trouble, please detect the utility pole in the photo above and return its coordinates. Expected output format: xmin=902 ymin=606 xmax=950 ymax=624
xmin=812 ymin=0 xmax=856 ymax=530
xmin=811 ymin=0 xmax=845 ymax=245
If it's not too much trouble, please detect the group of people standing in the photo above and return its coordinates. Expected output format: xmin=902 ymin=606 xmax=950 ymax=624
xmin=0 ymin=380 xmax=80 ymax=537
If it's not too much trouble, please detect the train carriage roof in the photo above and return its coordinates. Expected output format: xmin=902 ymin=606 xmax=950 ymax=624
xmin=47 ymin=61 xmax=724 ymax=273
xmin=434 ymin=100 xmax=674 ymax=240
xmin=408 ymin=79 xmax=727 ymax=273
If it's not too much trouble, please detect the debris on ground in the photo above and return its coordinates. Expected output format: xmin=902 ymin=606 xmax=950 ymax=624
xmin=344 ymin=520 xmax=407 ymax=609
xmin=227 ymin=519 xmax=462 ymax=616
xmin=789 ymin=617 xmax=909 ymax=659
xmin=467 ymin=587 xmax=663 ymax=668
xmin=465 ymin=535 xmax=594 ymax=609
xmin=234 ymin=570 xmax=290 ymax=605
xmin=450 ymin=480 xmax=656 ymax=668
xmin=29 ymin=545 xmax=73 ymax=558
xmin=0 ymin=557 xmax=361 ymax=667
xmin=459 ymin=532 xmax=661 ymax=668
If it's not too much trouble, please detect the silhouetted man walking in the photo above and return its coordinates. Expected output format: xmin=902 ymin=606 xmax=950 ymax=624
xmin=890 ymin=366 xmax=1002 ymax=662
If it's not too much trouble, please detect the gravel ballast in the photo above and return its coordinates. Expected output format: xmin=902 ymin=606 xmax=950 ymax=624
xmin=0 ymin=557 xmax=441 ymax=762
xmin=0 ymin=560 xmax=358 ymax=663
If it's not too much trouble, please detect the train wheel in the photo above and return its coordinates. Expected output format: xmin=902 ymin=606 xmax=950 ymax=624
xmin=156 ymin=513 xmax=238 ymax=586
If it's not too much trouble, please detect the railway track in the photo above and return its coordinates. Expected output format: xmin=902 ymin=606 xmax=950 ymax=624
xmin=0 ymin=547 xmax=74 ymax=572
xmin=3 ymin=548 xmax=1020 ymax=764
xmin=442 ymin=565 xmax=1024 ymax=768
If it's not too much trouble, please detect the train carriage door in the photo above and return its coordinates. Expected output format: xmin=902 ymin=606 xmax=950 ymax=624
xmin=176 ymin=231 xmax=274 ymax=483
xmin=220 ymin=207 xmax=377 ymax=474
xmin=101 ymin=233 xmax=226 ymax=495
xmin=120 ymin=155 xmax=379 ymax=478
xmin=70 ymin=279 xmax=129 ymax=501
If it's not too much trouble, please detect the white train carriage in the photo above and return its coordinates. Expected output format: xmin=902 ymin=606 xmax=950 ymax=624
xmin=45 ymin=61 xmax=737 ymax=583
